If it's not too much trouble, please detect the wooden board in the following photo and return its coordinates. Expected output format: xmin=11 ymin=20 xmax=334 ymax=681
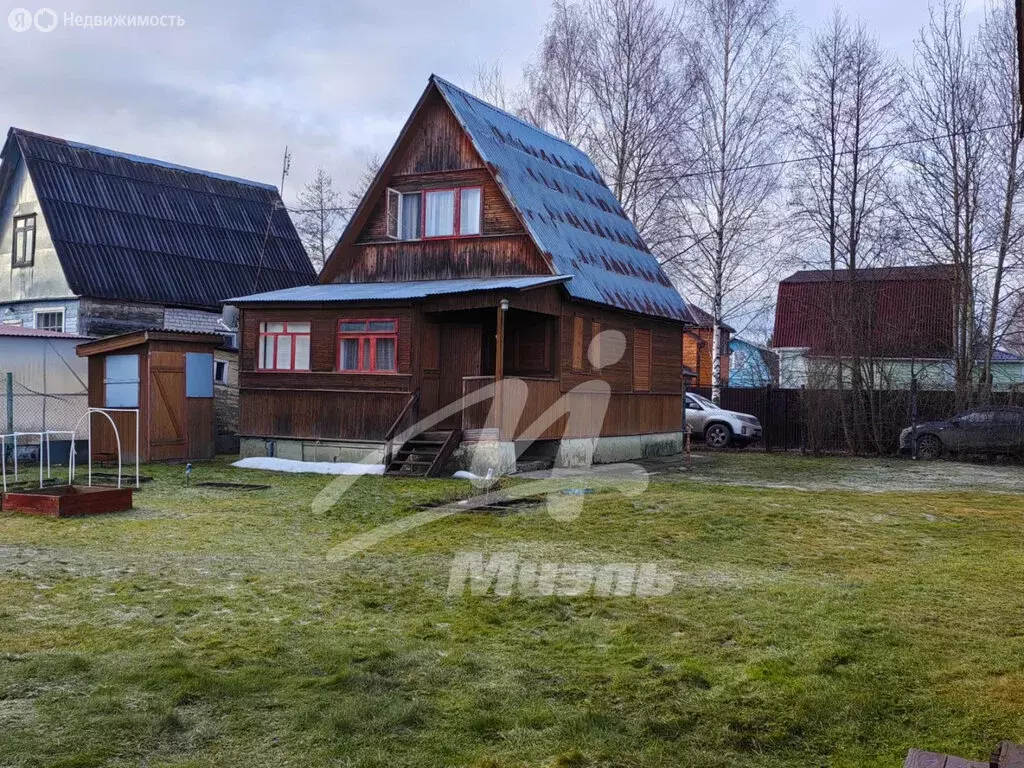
xmin=903 ymin=748 xmax=988 ymax=768
xmin=2 ymin=486 xmax=133 ymax=517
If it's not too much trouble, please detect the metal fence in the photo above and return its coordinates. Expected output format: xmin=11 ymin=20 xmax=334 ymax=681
xmin=689 ymin=385 xmax=1024 ymax=454
xmin=1 ymin=372 xmax=89 ymax=463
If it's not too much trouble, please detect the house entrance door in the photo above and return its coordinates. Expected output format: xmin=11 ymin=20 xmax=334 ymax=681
xmin=436 ymin=323 xmax=482 ymax=429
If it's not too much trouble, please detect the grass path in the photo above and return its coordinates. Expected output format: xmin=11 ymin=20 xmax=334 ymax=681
xmin=1 ymin=458 xmax=1023 ymax=767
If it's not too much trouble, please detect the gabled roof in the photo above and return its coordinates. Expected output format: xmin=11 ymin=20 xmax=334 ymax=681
xmin=0 ymin=128 xmax=316 ymax=312
xmin=319 ymin=76 xmax=692 ymax=324
xmin=229 ymin=275 xmax=571 ymax=305
xmin=773 ymin=264 xmax=954 ymax=357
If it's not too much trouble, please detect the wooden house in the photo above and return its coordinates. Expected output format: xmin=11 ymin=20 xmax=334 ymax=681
xmin=228 ymin=76 xmax=694 ymax=474
xmin=77 ymin=330 xmax=224 ymax=463
xmin=682 ymin=304 xmax=732 ymax=388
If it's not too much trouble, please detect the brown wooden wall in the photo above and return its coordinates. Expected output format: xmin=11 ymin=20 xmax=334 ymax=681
xmin=559 ymin=304 xmax=683 ymax=396
xmin=87 ymin=340 xmax=216 ymax=463
xmin=325 ymin=86 xmax=554 ymax=286
xmin=357 ymin=169 xmax=523 ymax=243
xmin=684 ymin=327 xmax=730 ymax=387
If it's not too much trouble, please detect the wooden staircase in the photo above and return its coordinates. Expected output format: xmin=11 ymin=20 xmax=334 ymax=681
xmin=385 ymin=430 xmax=462 ymax=477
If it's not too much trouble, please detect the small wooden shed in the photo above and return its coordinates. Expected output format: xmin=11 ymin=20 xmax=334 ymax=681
xmin=77 ymin=330 xmax=223 ymax=463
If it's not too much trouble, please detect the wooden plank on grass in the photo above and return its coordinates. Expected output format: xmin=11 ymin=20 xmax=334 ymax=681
xmin=904 ymin=749 xmax=988 ymax=768
xmin=992 ymin=741 xmax=1024 ymax=768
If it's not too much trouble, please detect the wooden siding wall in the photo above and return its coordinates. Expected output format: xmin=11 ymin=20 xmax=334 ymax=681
xmin=239 ymin=306 xmax=417 ymax=441
xmin=559 ymin=305 xmax=682 ymax=396
xmin=683 ymin=327 xmax=730 ymax=387
xmin=329 ymin=88 xmax=553 ymax=284
xmin=393 ymin=93 xmax=481 ymax=175
xmin=357 ymin=169 xmax=522 ymax=242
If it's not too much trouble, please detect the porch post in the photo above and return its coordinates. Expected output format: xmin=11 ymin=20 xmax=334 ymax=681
xmin=495 ymin=299 xmax=508 ymax=438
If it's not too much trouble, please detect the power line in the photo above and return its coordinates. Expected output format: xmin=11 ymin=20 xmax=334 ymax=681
xmin=277 ymin=120 xmax=1016 ymax=216
xmin=640 ymin=120 xmax=1017 ymax=184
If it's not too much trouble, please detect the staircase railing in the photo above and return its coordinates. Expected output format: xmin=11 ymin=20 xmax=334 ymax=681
xmin=384 ymin=389 xmax=420 ymax=468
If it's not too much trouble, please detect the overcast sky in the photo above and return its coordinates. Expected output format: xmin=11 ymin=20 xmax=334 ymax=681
xmin=0 ymin=0 xmax=991 ymax=207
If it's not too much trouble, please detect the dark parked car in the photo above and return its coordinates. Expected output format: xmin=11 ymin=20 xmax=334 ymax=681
xmin=900 ymin=406 xmax=1024 ymax=460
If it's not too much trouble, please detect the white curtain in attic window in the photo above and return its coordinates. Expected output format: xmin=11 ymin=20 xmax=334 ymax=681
xmin=460 ymin=188 xmax=481 ymax=235
xmin=425 ymin=190 xmax=455 ymax=237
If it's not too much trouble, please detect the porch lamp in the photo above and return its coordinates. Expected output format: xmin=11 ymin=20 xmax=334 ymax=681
xmin=499 ymin=299 xmax=509 ymax=312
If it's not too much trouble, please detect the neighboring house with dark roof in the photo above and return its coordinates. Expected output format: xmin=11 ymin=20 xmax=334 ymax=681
xmin=769 ymin=265 xmax=1017 ymax=390
xmin=0 ymin=127 xmax=315 ymax=339
xmin=228 ymin=75 xmax=693 ymax=473
xmin=682 ymin=304 xmax=732 ymax=388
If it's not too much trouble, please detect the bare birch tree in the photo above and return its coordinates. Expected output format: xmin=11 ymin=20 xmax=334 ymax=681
xmin=789 ymin=11 xmax=903 ymax=450
xmin=583 ymin=0 xmax=692 ymax=250
xmin=522 ymin=0 xmax=593 ymax=146
xmin=295 ymin=168 xmax=343 ymax=273
xmin=670 ymin=0 xmax=794 ymax=402
xmin=976 ymin=0 xmax=1024 ymax=397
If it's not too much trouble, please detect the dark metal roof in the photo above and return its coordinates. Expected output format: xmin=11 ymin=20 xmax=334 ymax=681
xmin=431 ymin=76 xmax=692 ymax=324
xmin=686 ymin=303 xmax=735 ymax=333
xmin=773 ymin=265 xmax=955 ymax=357
xmin=229 ymin=275 xmax=572 ymax=304
xmin=1 ymin=128 xmax=316 ymax=311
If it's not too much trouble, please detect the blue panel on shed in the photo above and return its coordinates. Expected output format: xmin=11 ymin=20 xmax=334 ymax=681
xmin=185 ymin=352 xmax=214 ymax=398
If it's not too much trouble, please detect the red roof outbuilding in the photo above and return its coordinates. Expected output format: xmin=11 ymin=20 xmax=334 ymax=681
xmin=772 ymin=265 xmax=955 ymax=359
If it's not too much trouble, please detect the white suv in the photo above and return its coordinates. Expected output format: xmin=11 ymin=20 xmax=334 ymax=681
xmin=685 ymin=393 xmax=763 ymax=450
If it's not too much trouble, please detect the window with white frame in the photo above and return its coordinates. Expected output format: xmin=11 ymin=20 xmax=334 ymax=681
xmin=104 ymin=354 xmax=140 ymax=408
xmin=12 ymin=214 xmax=36 ymax=267
xmin=214 ymin=359 xmax=229 ymax=384
xmin=385 ymin=186 xmax=481 ymax=240
xmin=34 ymin=309 xmax=64 ymax=333
xmin=258 ymin=322 xmax=311 ymax=371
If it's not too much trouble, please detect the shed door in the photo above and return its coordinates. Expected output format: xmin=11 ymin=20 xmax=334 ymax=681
xmin=150 ymin=352 xmax=186 ymax=459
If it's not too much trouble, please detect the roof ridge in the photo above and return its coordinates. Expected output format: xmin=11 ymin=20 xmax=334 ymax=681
xmin=11 ymin=126 xmax=278 ymax=191
xmin=430 ymin=74 xmax=585 ymax=154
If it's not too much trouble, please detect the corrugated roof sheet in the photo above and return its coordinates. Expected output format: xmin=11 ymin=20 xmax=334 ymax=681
xmin=773 ymin=265 xmax=955 ymax=357
xmin=229 ymin=275 xmax=572 ymax=304
xmin=2 ymin=128 xmax=316 ymax=311
xmin=0 ymin=325 xmax=90 ymax=339
xmin=431 ymin=76 xmax=692 ymax=324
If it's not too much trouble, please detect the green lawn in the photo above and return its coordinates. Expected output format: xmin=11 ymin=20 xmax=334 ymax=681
xmin=1 ymin=455 xmax=1023 ymax=767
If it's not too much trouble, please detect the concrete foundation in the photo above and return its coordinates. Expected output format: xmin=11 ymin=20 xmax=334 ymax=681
xmin=449 ymin=440 xmax=518 ymax=476
xmin=239 ymin=437 xmax=385 ymax=465
xmin=556 ymin=431 xmax=683 ymax=468
xmin=239 ymin=432 xmax=681 ymax=474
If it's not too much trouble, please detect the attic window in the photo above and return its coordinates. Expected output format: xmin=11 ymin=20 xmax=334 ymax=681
xmin=12 ymin=214 xmax=36 ymax=268
xmin=386 ymin=186 xmax=482 ymax=240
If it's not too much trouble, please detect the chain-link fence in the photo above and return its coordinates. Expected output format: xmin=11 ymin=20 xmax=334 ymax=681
xmin=1 ymin=372 xmax=88 ymax=465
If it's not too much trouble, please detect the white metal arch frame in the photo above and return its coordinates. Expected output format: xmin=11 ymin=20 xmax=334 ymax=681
xmin=69 ymin=408 xmax=140 ymax=490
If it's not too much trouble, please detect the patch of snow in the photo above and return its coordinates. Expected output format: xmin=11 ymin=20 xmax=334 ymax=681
xmin=453 ymin=469 xmax=495 ymax=481
xmin=232 ymin=457 xmax=384 ymax=476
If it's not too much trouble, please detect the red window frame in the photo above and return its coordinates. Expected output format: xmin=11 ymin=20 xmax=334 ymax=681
xmin=337 ymin=318 xmax=399 ymax=373
xmin=257 ymin=321 xmax=311 ymax=371
xmin=419 ymin=185 xmax=483 ymax=240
